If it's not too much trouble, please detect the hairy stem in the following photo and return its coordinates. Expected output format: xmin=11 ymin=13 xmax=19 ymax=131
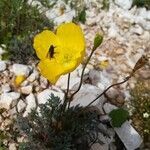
xmin=69 ymin=47 xmax=96 ymax=103
xmin=85 ymin=74 xmax=132 ymax=108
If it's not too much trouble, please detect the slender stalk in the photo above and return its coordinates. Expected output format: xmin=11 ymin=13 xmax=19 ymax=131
xmin=61 ymin=73 xmax=71 ymax=113
xmin=66 ymin=73 xmax=71 ymax=99
xmin=85 ymin=75 xmax=132 ymax=108
xmin=69 ymin=47 xmax=96 ymax=102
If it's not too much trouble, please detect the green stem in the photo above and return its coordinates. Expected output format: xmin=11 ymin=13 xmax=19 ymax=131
xmin=69 ymin=47 xmax=96 ymax=104
xmin=61 ymin=73 xmax=71 ymax=113
xmin=66 ymin=73 xmax=70 ymax=99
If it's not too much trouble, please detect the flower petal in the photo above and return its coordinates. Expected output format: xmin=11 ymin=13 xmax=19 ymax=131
xmin=33 ymin=30 xmax=58 ymax=60
xmin=55 ymin=23 xmax=85 ymax=76
xmin=56 ymin=23 xmax=85 ymax=58
xmin=38 ymin=59 xmax=64 ymax=84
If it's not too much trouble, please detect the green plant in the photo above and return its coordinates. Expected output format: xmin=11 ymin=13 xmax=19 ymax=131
xmin=73 ymin=7 xmax=86 ymax=24
xmin=0 ymin=0 xmax=54 ymax=63
xmin=109 ymin=108 xmax=129 ymax=127
xmin=17 ymin=94 xmax=110 ymax=150
xmin=132 ymin=0 xmax=150 ymax=9
xmin=130 ymin=80 xmax=150 ymax=142
xmin=17 ymin=32 xmax=148 ymax=149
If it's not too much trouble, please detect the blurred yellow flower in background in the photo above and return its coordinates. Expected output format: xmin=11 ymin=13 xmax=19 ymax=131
xmin=14 ymin=75 xmax=26 ymax=87
xmin=98 ymin=60 xmax=109 ymax=69
xmin=33 ymin=23 xmax=85 ymax=84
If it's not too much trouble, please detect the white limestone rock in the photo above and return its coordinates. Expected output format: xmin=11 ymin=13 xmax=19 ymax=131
xmin=130 ymin=25 xmax=143 ymax=35
xmin=37 ymin=89 xmax=65 ymax=104
xmin=0 ymin=61 xmax=6 ymax=71
xmin=24 ymin=93 xmax=36 ymax=116
xmin=70 ymin=84 xmax=105 ymax=108
xmin=9 ymin=143 xmax=17 ymax=150
xmin=12 ymin=64 xmax=30 ymax=77
xmin=56 ymin=69 xmax=80 ymax=90
xmin=46 ymin=0 xmax=75 ymax=25
xmin=103 ymin=103 xmax=143 ymax=150
xmin=20 ymin=85 xmax=33 ymax=95
xmin=27 ymin=70 xmax=39 ymax=82
xmin=115 ymin=0 xmax=133 ymax=10
xmin=1 ymin=84 xmax=11 ymax=93
xmin=17 ymin=100 xmax=26 ymax=112
xmin=40 ymin=76 xmax=48 ymax=89
xmin=0 ymin=92 xmax=20 ymax=109
xmin=108 ymin=23 xmax=119 ymax=38
xmin=89 ymin=70 xmax=112 ymax=89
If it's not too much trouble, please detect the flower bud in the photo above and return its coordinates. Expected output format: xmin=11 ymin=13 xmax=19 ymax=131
xmin=93 ymin=34 xmax=103 ymax=50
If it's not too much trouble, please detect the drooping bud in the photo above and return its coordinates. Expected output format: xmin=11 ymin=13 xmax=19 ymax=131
xmin=133 ymin=55 xmax=148 ymax=73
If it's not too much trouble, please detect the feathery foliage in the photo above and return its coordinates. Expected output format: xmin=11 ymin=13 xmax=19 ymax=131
xmin=17 ymin=94 xmax=110 ymax=150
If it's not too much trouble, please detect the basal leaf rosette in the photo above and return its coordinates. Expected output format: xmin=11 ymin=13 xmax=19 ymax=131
xmin=33 ymin=23 xmax=85 ymax=84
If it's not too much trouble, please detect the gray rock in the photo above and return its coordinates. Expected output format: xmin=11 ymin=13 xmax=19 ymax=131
xmin=91 ymin=143 xmax=109 ymax=150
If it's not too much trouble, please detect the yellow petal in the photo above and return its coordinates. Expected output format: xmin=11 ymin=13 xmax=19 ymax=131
xmin=33 ymin=30 xmax=58 ymax=60
xmin=56 ymin=22 xmax=85 ymax=59
xmin=15 ymin=75 xmax=26 ymax=87
xmin=38 ymin=59 xmax=64 ymax=84
xmin=56 ymin=22 xmax=85 ymax=75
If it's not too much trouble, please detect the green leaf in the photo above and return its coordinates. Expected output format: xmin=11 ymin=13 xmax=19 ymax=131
xmin=78 ymin=8 xmax=86 ymax=24
xmin=93 ymin=34 xmax=103 ymax=50
xmin=109 ymin=108 xmax=129 ymax=127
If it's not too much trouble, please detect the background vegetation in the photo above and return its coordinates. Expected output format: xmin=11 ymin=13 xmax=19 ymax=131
xmin=0 ymin=0 xmax=54 ymax=63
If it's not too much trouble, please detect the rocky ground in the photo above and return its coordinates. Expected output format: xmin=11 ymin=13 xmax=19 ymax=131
xmin=0 ymin=0 xmax=150 ymax=150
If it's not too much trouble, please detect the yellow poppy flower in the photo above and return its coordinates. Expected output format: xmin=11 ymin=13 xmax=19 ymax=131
xmin=33 ymin=23 xmax=85 ymax=84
